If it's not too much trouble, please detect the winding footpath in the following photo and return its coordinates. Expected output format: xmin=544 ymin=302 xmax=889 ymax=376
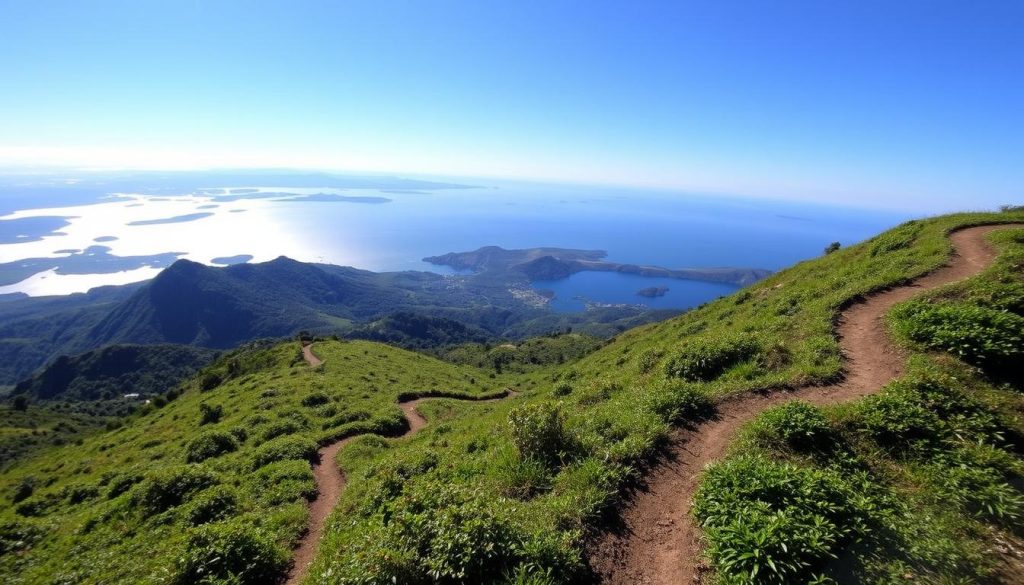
xmin=589 ymin=224 xmax=1022 ymax=584
xmin=286 ymin=345 xmax=516 ymax=584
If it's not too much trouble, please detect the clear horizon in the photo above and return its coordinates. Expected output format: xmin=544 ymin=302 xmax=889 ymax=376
xmin=1 ymin=2 xmax=1022 ymax=211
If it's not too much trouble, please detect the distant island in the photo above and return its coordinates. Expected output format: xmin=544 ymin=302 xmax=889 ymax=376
xmin=637 ymin=286 xmax=669 ymax=298
xmin=424 ymin=245 xmax=771 ymax=287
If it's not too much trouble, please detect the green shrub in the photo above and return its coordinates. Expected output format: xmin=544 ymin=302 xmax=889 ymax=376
xmin=635 ymin=349 xmax=663 ymax=374
xmin=184 ymin=485 xmax=239 ymax=526
xmin=0 ymin=519 xmax=42 ymax=555
xmin=199 ymin=372 xmax=222 ymax=391
xmin=107 ymin=472 xmax=143 ymax=499
xmin=185 ymin=431 xmax=239 ymax=463
xmin=694 ymin=455 xmax=865 ymax=585
xmin=198 ymin=402 xmax=223 ymax=425
xmin=664 ymin=336 xmax=759 ymax=381
xmin=380 ymin=481 xmax=517 ymax=581
xmin=62 ymin=483 xmax=99 ymax=505
xmin=132 ymin=465 xmax=219 ymax=516
xmin=250 ymin=435 xmax=318 ymax=470
xmin=250 ymin=460 xmax=317 ymax=506
xmin=643 ymin=382 xmax=712 ymax=424
xmin=857 ymin=389 xmax=944 ymax=450
xmin=493 ymin=448 xmax=551 ymax=500
xmin=756 ymin=401 xmax=833 ymax=451
xmin=891 ymin=300 xmax=1024 ymax=365
xmin=552 ymin=382 xmax=573 ymax=397
xmin=172 ymin=520 xmax=288 ymax=585
xmin=321 ymin=409 xmax=372 ymax=431
xmin=301 ymin=391 xmax=331 ymax=407
xmin=257 ymin=420 xmax=305 ymax=443
xmin=12 ymin=475 xmax=37 ymax=503
xmin=508 ymin=402 xmax=570 ymax=466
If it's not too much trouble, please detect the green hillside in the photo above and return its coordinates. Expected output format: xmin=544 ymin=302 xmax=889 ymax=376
xmin=1 ymin=210 xmax=1022 ymax=585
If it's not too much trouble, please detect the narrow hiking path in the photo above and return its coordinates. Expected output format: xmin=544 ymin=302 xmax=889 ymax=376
xmin=285 ymin=351 xmax=517 ymax=585
xmin=301 ymin=342 xmax=322 ymax=367
xmin=589 ymin=224 xmax=1021 ymax=585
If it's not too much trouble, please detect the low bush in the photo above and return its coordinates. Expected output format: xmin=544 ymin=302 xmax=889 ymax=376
xmin=508 ymin=402 xmax=571 ymax=466
xmin=0 ymin=519 xmax=42 ymax=555
xmin=172 ymin=519 xmax=289 ymax=585
xmin=347 ymin=481 xmax=519 ymax=582
xmin=257 ymin=420 xmax=304 ymax=443
xmin=301 ymin=391 xmax=331 ymax=407
xmin=643 ymin=382 xmax=712 ymax=424
xmin=694 ymin=455 xmax=866 ymax=585
xmin=856 ymin=389 xmax=944 ymax=450
xmin=185 ymin=430 xmax=239 ymax=463
xmin=198 ymin=402 xmax=223 ymax=425
xmin=61 ymin=483 xmax=99 ymax=505
xmin=183 ymin=485 xmax=239 ymax=526
xmin=493 ymin=448 xmax=551 ymax=500
xmin=891 ymin=300 xmax=1024 ymax=366
xmin=12 ymin=475 xmax=37 ymax=503
xmin=131 ymin=465 xmax=219 ymax=516
xmin=755 ymin=401 xmax=833 ymax=451
xmin=664 ymin=336 xmax=759 ymax=382
xmin=250 ymin=435 xmax=318 ymax=470
xmin=106 ymin=472 xmax=143 ymax=499
xmin=250 ymin=460 xmax=317 ymax=506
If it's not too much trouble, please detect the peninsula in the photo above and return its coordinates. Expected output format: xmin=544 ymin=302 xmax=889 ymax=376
xmin=424 ymin=245 xmax=771 ymax=287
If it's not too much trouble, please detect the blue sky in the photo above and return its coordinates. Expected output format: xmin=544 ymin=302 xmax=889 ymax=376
xmin=0 ymin=1 xmax=1021 ymax=211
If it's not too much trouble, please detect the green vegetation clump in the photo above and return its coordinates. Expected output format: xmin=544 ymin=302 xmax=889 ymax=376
xmin=754 ymin=401 xmax=833 ymax=451
xmin=183 ymin=485 xmax=238 ymax=526
xmin=131 ymin=465 xmax=219 ymax=516
xmin=664 ymin=336 xmax=759 ymax=381
xmin=250 ymin=460 xmax=317 ymax=506
xmin=172 ymin=519 xmax=289 ymax=585
xmin=891 ymin=300 xmax=1024 ymax=365
xmin=508 ymin=402 xmax=571 ymax=466
xmin=250 ymin=435 xmax=318 ymax=470
xmin=694 ymin=454 xmax=865 ymax=584
xmin=184 ymin=430 xmax=238 ymax=463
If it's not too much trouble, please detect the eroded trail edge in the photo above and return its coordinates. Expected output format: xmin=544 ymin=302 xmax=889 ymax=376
xmin=589 ymin=224 xmax=1020 ymax=585
xmin=285 ymin=368 xmax=515 ymax=585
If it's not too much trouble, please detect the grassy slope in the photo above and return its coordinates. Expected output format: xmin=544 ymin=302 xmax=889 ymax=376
xmin=694 ymin=226 xmax=1024 ymax=584
xmin=1 ymin=210 xmax=1022 ymax=585
xmin=0 ymin=340 xmax=503 ymax=584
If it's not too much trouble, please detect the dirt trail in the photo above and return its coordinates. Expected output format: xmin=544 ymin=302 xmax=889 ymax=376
xmin=285 ymin=368 xmax=516 ymax=585
xmin=301 ymin=342 xmax=322 ymax=367
xmin=589 ymin=224 xmax=1021 ymax=585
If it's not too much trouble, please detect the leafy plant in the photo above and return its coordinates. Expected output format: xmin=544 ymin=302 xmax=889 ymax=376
xmin=185 ymin=431 xmax=239 ymax=463
xmin=172 ymin=519 xmax=288 ymax=585
xmin=755 ymin=401 xmax=833 ymax=451
xmin=891 ymin=300 xmax=1024 ymax=365
xmin=694 ymin=455 xmax=866 ymax=585
xmin=249 ymin=435 xmax=318 ymax=470
xmin=664 ymin=336 xmax=759 ymax=381
xmin=508 ymin=402 xmax=571 ymax=466
xmin=131 ymin=465 xmax=219 ymax=516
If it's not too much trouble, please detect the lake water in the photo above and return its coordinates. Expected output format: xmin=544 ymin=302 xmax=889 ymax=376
xmin=0 ymin=172 xmax=911 ymax=312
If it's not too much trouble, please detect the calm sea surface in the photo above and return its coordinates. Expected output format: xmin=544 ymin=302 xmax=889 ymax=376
xmin=0 ymin=176 xmax=911 ymax=310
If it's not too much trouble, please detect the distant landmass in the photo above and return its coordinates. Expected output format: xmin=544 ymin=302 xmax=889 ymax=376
xmin=0 ymin=256 xmax=678 ymax=385
xmin=424 ymin=246 xmax=771 ymax=286
xmin=637 ymin=286 xmax=669 ymax=298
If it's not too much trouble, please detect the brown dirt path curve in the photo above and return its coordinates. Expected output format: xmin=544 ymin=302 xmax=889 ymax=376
xmin=589 ymin=224 xmax=1022 ymax=585
xmin=301 ymin=342 xmax=322 ymax=367
xmin=284 ymin=360 xmax=517 ymax=585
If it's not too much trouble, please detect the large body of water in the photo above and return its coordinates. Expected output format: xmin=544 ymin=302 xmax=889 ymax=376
xmin=0 ymin=173 xmax=911 ymax=312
